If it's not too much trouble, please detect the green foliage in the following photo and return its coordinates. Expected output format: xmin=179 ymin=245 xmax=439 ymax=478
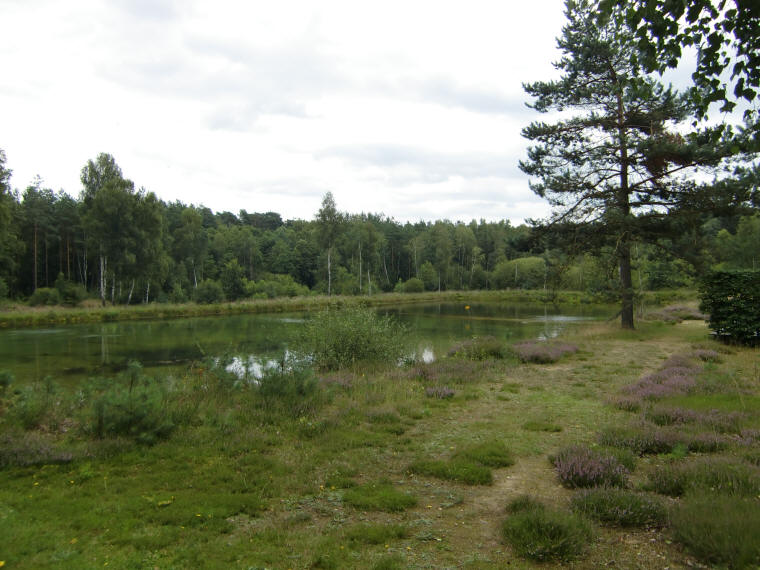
xmin=447 ymin=336 xmax=510 ymax=360
xmin=247 ymin=273 xmax=310 ymax=298
xmin=401 ymin=277 xmax=424 ymax=293
xmin=0 ymin=277 xmax=8 ymax=299
xmin=342 ymin=481 xmax=417 ymax=512
xmin=648 ymin=458 xmax=760 ymax=497
xmin=670 ymin=496 xmax=760 ymax=569
xmin=54 ymin=273 xmax=87 ymax=306
xmin=454 ymin=440 xmax=515 ymax=468
xmin=408 ymin=458 xmax=493 ymax=485
xmin=193 ymin=279 xmax=224 ymax=304
xmin=254 ymin=363 xmax=323 ymax=419
xmin=699 ymin=270 xmax=760 ymax=345
xmin=219 ymin=259 xmax=246 ymax=301
xmin=299 ymin=307 xmax=408 ymax=371
xmin=571 ymin=488 xmax=666 ymax=528
xmin=501 ymin=499 xmax=592 ymax=562
xmin=8 ymin=376 xmax=60 ymax=430
xmin=344 ymin=523 xmax=408 ymax=545
xmin=28 ymin=287 xmax=61 ymax=306
xmin=83 ymin=361 xmax=175 ymax=445
xmin=491 ymin=257 xmax=546 ymax=289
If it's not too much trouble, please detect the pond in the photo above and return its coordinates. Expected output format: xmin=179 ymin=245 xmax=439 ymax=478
xmin=0 ymin=302 xmax=613 ymax=385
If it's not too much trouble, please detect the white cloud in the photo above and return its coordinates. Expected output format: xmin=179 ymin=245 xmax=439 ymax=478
xmin=0 ymin=0 xmax=568 ymax=223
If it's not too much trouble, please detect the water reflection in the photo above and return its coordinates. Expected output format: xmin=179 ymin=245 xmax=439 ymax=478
xmin=0 ymin=302 xmax=613 ymax=385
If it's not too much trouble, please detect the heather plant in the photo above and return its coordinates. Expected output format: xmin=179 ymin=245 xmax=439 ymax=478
xmin=571 ymin=488 xmax=666 ymax=528
xmin=691 ymin=348 xmax=722 ymax=362
xmin=506 ymin=495 xmax=546 ymax=514
xmin=344 ymin=523 xmax=409 ymax=545
xmin=501 ymin=500 xmax=592 ymax=562
xmin=621 ymin=368 xmax=697 ymax=401
xmin=512 ymin=340 xmax=579 ymax=364
xmin=645 ymin=406 xmax=744 ymax=433
xmin=254 ymin=362 xmax=323 ymax=419
xmin=670 ymin=496 xmax=760 ymax=568
xmin=648 ymin=457 xmax=760 ymax=497
xmin=0 ymin=430 xmax=74 ymax=468
xmin=598 ymin=425 xmax=681 ymax=455
xmin=299 ymin=307 xmax=408 ymax=370
xmin=551 ymin=445 xmax=630 ymax=488
xmin=447 ymin=336 xmax=510 ymax=360
xmin=425 ymin=386 xmax=454 ymax=399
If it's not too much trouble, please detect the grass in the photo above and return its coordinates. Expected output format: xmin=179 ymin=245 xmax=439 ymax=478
xmin=0 ymin=306 xmax=758 ymax=568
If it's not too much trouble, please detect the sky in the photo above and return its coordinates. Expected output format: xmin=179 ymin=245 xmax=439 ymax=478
xmin=3 ymin=0 xmax=574 ymax=224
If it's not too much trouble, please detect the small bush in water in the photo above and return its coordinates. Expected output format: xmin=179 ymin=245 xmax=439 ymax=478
xmin=299 ymin=307 xmax=408 ymax=371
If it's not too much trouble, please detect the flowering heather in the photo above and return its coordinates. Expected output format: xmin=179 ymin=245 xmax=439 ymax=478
xmin=571 ymin=488 xmax=667 ymax=528
xmin=551 ymin=445 xmax=629 ymax=488
xmin=401 ymin=360 xmax=490 ymax=385
xmin=0 ymin=432 xmax=74 ymax=468
xmin=622 ymin=372 xmax=696 ymax=401
xmin=598 ymin=426 xmax=681 ymax=455
xmin=512 ymin=341 xmax=579 ymax=364
xmin=686 ymin=432 xmax=728 ymax=453
xmin=646 ymin=406 xmax=745 ymax=433
xmin=691 ymin=349 xmax=722 ymax=362
xmin=425 ymin=386 xmax=455 ymax=399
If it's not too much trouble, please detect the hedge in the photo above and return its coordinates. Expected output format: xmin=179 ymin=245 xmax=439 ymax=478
xmin=699 ymin=271 xmax=760 ymax=345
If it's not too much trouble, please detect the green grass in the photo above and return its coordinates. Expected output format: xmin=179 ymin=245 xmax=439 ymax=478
xmin=408 ymin=458 xmax=494 ymax=485
xmin=342 ymin=481 xmax=418 ymax=512
xmin=1 ymin=309 xmax=758 ymax=568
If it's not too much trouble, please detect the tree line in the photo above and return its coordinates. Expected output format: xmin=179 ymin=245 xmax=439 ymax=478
xmin=0 ymin=148 xmax=756 ymax=306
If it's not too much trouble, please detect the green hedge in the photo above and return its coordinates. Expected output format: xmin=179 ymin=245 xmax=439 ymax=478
xmin=699 ymin=271 xmax=760 ymax=345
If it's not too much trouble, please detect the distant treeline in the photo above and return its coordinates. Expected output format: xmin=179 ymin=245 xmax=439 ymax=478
xmin=0 ymin=151 xmax=757 ymax=305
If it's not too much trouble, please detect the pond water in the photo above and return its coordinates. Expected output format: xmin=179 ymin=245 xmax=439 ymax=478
xmin=0 ymin=302 xmax=613 ymax=385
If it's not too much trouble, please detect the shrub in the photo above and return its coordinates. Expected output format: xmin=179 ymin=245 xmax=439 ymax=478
xmin=8 ymin=376 xmax=61 ymax=430
xmin=501 ymin=501 xmax=592 ymax=562
xmin=408 ymin=459 xmax=493 ymax=485
xmin=699 ymin=270 xmax=760 ymax=345
xmin=571 ymin=488 xmax=666 ymax=528
xmin=670 ymin=496 xmax=760 ymax=568
xmin=299 ymin=307 xmax=408 ymax=371
xmin=0 ymin=431 xmax=74 ymax=468
xmin=247 ymin=273 xmax=310 ymax=298
xmin=425 ymin=386 xmax=455 ymax=399
xmin=551 ymin=445 xmax=629 ymax=488
xmin=255 ymin=363 xmax=323 ymax=418
xmin=512 ymin=340 xmax=578 ymax=363
xmin=54 ymin=273 xmax=87 ymax=306
xmin=193 ymin=279 xmax=224 ymax=304
xmin=447 ymin=336 xmax=509 ymax=360
xmin=342 ymin=481 xmax=417 ymax=512
xmin=598 ymin=425 xmax=681 ymax=455
xmin=402 ymin=277 xmax=424 ymax=293
xmin=0 ymin=277 xmax=8 ymax=299
xmin=28 ymin=287 xmax=61 ymax=306
xmin=0 ymin=369 xmax=13 ymax=394
xmin=83 ymin=361 xmax=175 ymax=445
xmin=506 ymin=495 xmax=545 ymax=514
xmin=648 ymin=458 xmax=760 ymax=497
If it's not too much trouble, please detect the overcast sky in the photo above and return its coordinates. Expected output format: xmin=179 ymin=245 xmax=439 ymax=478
xmin=1 ymin=0 xmax=575 ymax=224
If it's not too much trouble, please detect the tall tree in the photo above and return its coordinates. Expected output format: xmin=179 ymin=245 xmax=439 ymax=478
xmin=520 ymin=0 xmax=748 ymax=328
xmin=315 ymin=192 xmax=342 ymax=296
xmin=0 ymin=149 xmax=23 ymax=293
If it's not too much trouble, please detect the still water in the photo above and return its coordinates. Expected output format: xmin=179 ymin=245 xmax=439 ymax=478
xmin=0 ymin=302 xmax=613 ymax=385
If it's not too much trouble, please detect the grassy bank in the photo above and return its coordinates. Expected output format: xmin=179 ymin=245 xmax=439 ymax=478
xmin=0 ymin=288 xmax=697 ymax=328
xmin=1 ymin=314 xmax=756 ymax=568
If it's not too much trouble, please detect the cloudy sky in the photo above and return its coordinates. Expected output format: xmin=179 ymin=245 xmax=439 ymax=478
xmin=1 ymin=0 xmax=574 ymax=223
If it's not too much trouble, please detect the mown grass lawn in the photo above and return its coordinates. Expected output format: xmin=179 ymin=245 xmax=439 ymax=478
xmin=1 ymin=317 xmax=758 ymax=569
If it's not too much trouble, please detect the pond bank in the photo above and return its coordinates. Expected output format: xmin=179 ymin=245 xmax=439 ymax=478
xmin=0 ymin=288 xmax=695 ymax=329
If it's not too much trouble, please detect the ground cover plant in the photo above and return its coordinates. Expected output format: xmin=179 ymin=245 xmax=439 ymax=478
xmin=571 ymin=488 xmax=666 ymax=528
xmin=501 ymin=497 xmax=593 ymax=562
xmin=511 ymin=340 xmax=579 ymax=363
xmin=0 ymin=308 xmax=758 ymax=568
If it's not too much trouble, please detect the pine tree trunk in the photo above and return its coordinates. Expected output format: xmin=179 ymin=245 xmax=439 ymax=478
xmin=616 ymin=91 xmax=635 ymax=329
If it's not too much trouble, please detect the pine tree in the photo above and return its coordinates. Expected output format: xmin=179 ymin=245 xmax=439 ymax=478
xmin=520 ymin=0 xmax=747 ymax=328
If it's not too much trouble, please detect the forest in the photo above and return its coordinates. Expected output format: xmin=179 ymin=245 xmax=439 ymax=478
xmin=0 ymin=149 xmax=757 ymax=307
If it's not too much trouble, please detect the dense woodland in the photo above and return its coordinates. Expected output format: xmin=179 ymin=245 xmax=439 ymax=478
xmin=0 ymin=149 xmax=757 ymax=306
xmin=0 ymin=1 xmax=758 ymax=310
